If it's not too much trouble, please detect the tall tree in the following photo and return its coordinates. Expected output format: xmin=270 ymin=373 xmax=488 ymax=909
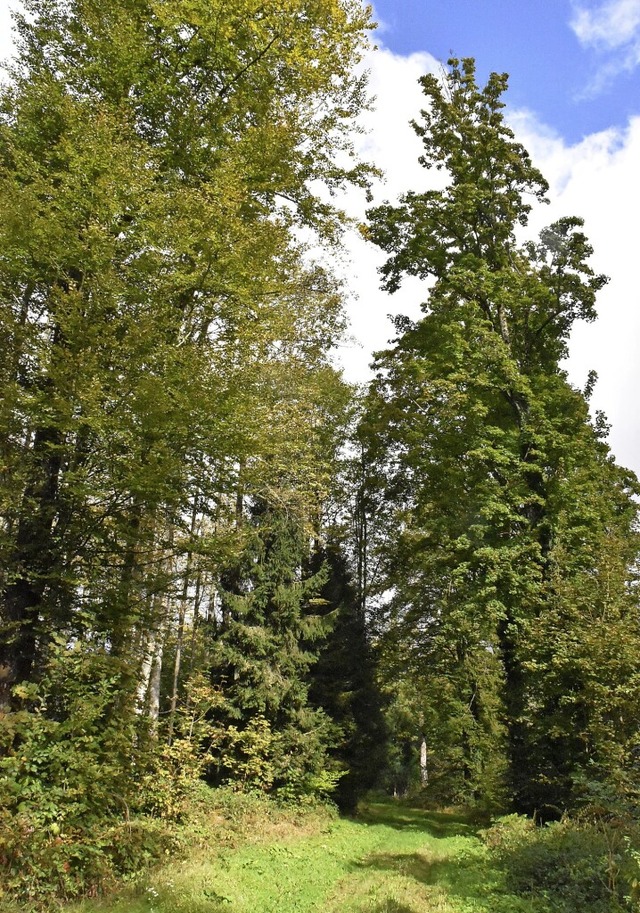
xmin=307 ymin=535 xmax=388 ymax=810
xmin=207 ymin=498 xmax=332 ymax=795
xmin=363 ymin=58 xmax=640 ymax=814
xmin=0 ymin=0 xmax=372 ymax=709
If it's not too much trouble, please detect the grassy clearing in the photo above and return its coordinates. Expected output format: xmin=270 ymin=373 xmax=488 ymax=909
xmin=66 ymin=795 xmax=560 ymax=913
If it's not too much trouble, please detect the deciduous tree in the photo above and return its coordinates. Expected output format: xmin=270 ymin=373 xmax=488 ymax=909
xmin=363 ymin=58 xmax=640 ymax=813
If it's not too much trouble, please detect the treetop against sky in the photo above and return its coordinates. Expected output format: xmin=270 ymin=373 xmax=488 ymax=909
xmin=344 ymin=1 xmax=640 ymax=479
xmin=0 ymin=0 xmax=639 ymax=475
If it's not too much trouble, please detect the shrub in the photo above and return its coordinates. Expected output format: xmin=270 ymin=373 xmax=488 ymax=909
xmin=0 ymin=648 xmax=175 ymax=906
xmin=482 ymin=812 xmax=640 ymax=912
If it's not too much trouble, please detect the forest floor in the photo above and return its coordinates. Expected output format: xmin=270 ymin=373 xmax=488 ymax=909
xmin=70 ymin=797 xmax=553 ymax=913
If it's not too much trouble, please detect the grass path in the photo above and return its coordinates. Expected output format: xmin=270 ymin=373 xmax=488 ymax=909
xmin=77 ymin=800 xmax=547 ymax=913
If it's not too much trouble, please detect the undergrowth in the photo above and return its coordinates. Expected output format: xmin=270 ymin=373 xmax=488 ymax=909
xmin=0 ymin=778 xmax=334 ymax=912
xmin=481 ymin=811 xmax=640 ymax=912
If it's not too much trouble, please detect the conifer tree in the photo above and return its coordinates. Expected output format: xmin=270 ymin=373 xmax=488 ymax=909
xmin=207 ymin=500 xmax=333 ymax=795
xmin=307 ymin=537 xmax=387 ymax=810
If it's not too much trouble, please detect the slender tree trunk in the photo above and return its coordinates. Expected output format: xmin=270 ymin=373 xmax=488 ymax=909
xmin=148 ymin=634 xmax=163 ymax=732
xmin=137 ymin=587 xmax=168 ymax=733
xmin=135 ymin=523 xmax=173 ymax=731
xmin=420 ymin=736 xmax=428 ymax=786
xmin=354 ymin=452 xmax=369 ymax=617
xmin=186 ymin=567 xmax=203 ymax=673
xmin=168 ymin=495 xmax=199 ymax=744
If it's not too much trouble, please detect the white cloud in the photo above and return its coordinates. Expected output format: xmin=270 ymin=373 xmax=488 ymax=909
xmin=0 ymin=2 xmax=18 ymax=69
xmin=335 ymin=48 xmax=444 ymax=382
xmin=570 ymin=0 xmax=640 ymax=92
xmin=341 ymin=46 xmax=640 ymax=476
xmin=511 ymin=109 xmax=640 ymax=474
xmin=357 ymin=48 xmax=443 ymax=198
xmin=571 ymin=0 xmax=640 ymax=48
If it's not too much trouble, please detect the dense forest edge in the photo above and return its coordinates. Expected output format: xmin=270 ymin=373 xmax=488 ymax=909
xmin=1 ymin=1 xmax=640 ymax=910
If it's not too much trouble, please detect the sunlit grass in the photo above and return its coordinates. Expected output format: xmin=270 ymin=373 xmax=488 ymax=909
xmin=71 ymin=798 xmax=555 ymax=913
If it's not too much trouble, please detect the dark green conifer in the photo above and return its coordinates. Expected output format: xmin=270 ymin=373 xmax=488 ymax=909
xmin=308 ymin=537 xmax=387 ymax=810
xmin=208 ymin=501 xmax=332 ymax=796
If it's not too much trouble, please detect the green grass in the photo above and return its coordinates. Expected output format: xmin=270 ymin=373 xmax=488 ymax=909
xmin=69 ymin=798 xmax=559 ymax=913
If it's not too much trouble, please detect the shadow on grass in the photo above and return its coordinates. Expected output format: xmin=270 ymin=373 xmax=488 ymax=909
xmin=357 ymin=903 xmax=416 ymax=913
xmin=354 ymin=851 xmax=538 ymax=913
xmin=355 ymin=851 xmax=439 ymax=883
xmin=356 ymin=800 xmax=475 ymax=839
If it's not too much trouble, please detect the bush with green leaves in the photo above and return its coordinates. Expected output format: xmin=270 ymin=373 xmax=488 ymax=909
xmin=0 ymin=646 xmax=176 ymax=905
xmin=482 ymin=812 xmax=640 ymax=911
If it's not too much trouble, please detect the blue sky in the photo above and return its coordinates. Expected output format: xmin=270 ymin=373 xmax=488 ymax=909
xmin=371 ymin=0 xmax=640 ymax=143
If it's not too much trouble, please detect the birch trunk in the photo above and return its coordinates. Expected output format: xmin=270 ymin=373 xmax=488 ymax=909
xmin=420 ymin=736 xmax=428 ymax=786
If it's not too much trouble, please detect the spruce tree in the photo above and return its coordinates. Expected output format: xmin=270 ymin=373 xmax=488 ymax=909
xmin=308 ymin=537 xmax=387 ymax=810
xmin=208 ymin=501 xmax=333 ymax=796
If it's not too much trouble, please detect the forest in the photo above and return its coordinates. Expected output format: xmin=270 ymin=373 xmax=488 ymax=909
xmin=1 ymin=1 xmax=640 ymax=911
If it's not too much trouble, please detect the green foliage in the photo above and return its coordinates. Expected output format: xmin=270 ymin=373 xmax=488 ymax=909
xmin=362 ymin=57 xmax=640 ymax=814
xmin=0 ymin=647 xmax=178 ymax=906
xmin=207 ymin=503 xmax=337 ymax=798
xmin=482 ymin=812 xmax=640 ymax=911
xmin=0 ymin=0 xmax=372 ymax=901
xmin=138 ymin=672 xmax=222 ymax=819
xmin=1 ymin=646 xmax=138 ymax=829
xmin=0 ymin=813 xmax=173 ymax=908
xmin=307 ymin=537 xmax=388 ymax=810
xmin=211 ymin=715 xmax=278 ymax=792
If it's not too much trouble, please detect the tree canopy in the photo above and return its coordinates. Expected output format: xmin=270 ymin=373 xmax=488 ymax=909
xmin=2 ymin=27 xmax=640 ymax=905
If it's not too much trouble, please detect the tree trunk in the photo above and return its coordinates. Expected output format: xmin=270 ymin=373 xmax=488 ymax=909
xmin=420 ymin=736 xmax=428 ymax=786
xmin=148 ymin=636 xmax=163 ymax=732
xmin=167 ymin=495 xmax=199 ymax=744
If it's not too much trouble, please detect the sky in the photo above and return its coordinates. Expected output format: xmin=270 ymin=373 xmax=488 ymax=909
xmin=370 ymin=0 xmax=640 ymax=143
xmin=0 ymin=1 xmax=639 ymax=475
